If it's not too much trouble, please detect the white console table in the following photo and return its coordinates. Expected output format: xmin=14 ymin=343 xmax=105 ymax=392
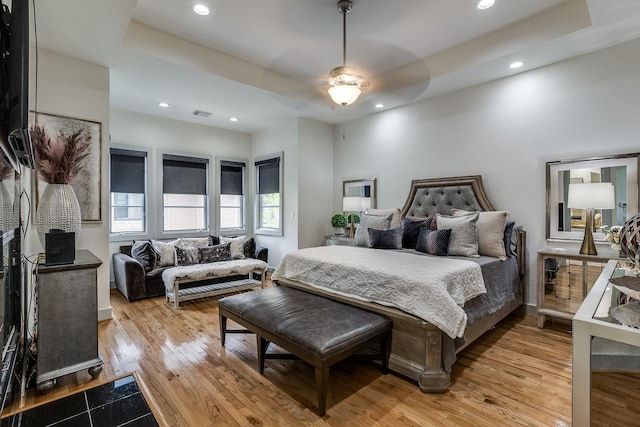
xmin=572 ymin=260 xmax=640 ymax=426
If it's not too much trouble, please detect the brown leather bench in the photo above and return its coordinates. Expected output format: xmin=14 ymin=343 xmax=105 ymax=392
xmin=218 ymin=286 xmax=392 ymax=416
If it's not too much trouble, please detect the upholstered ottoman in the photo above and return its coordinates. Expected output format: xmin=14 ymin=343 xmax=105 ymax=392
xmin=218 ymin=286 xmax=392 ymax=416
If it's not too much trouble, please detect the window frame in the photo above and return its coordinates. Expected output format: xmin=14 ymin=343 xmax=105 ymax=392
xmin=158 ymin=150 xmax=212 ymax=239
xmin=109 ymin=145 xmax=151 ymax=242
xmin=216 ymin=156 xmax=248 ymax=236
xmin=255 ymin=152 xmax=283 ymax=237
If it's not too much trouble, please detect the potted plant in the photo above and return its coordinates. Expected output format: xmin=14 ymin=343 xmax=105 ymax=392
xmin=331 ymin=213 xmax=347 ymax=235
xmin=30 ymin=124 xmax=92 ymax=247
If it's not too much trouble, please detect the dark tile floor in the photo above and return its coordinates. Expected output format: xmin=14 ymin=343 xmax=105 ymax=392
xmin=0 ymin=375 xmax=159 ymax=427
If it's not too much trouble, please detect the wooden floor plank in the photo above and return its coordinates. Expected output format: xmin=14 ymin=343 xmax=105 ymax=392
xmin=2 ymin=285 xmax=639 ymax=426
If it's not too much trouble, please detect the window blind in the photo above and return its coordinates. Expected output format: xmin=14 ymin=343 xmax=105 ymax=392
xmin=163 ymin=154 xmax=208 ymax=195
xmin=110 ymin=148 xmax=146 ymax=194
xmin=255 ymin=157 xmax=280 ymax=195
xmin=220 ymin=160 xmax=245 ymax=195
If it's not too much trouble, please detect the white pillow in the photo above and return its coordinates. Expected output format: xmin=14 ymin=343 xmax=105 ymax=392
xmin=366 ymin=208 xmax=402 ymax=229
xmin=451 ymin=209 xmax=509 ymax=260
xmin=435 ymin=213 xmax=480 ymax=257
xmin=177 ymin=237 xmax=210 ymax=249
xmin=151 ymin=239 xmax=181 ymax=266
xmin=220 ymin=236 xmax=246 ymax=259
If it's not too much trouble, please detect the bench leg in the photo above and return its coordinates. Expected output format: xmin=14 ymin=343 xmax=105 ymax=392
xmin=173 ymin=282 xmax=179 ymax=309
xmin=257 ymin=336 xmax=270 ymax=374
xmin=381 ymin=331 xmax=392 ymax=375
xmin=315 ymin=367 xmax=329 ymax=416
xmin=219 ymin=314 xmax=227 ymax=346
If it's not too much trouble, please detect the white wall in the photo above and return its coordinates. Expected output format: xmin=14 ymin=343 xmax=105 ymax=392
xmin=297 ymin=118 xmax=334 ymax=249
xmin=251 ymin=119 xmax=299 ymax=268
xmin=27 ymin=50 xmax=112 ymax=319
xmin=332 ymin=38 xmax=640 ymax=308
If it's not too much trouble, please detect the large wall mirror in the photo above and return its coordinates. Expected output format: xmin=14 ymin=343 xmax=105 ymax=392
xmin=546 ymin=153 xmax=639 ymax=241
xmin=343 ymin=178 xmax=377 ymax=209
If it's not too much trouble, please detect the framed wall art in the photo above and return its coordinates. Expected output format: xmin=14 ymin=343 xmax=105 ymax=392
xmin=31 ymin=112 xmax=102 ymax=222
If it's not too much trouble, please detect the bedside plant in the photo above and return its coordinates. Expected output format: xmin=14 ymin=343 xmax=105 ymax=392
xmin=331 ymin=214 xmax=347 ymax=235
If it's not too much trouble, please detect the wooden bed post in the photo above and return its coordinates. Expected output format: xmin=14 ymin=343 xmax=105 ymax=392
xmin=418 ymin=328 xmax=451 ymax=392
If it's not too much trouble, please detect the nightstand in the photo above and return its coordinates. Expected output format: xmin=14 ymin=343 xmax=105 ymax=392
xmin=536 ymin=247 xmax=625 ymax=328
xmin=325 ymin=235 xmax=357 ymax=246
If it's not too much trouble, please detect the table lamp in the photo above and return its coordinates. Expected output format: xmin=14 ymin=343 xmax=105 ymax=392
xmin=343 ymin=196 xmax=364 ymax=238
xmin=567 ymin=182 xmax=615 ymax=255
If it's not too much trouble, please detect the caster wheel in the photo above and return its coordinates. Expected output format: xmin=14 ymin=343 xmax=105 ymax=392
xmin=88 ymin=364 xmax=103 ymax=379
xmin=36 ymin=378 xmax=57 ymax=392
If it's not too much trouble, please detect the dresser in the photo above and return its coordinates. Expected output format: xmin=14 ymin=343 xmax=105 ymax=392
xmin=35 ymin=250 xmax=103 ymax=391
xmin=536 ymin=247 xmax=624 ymax=327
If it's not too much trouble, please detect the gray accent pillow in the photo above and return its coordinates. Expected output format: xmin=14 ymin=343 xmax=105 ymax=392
xmin=435 ymin=212 xmax=480 ymax=257
xmin=175 ymin=246 xmax=199 ymax=266
xmin=451 ymin=208 xmax=509 ymax=260
xmin=243 ymin=237 xmax=256 ymax=258
xmin=199 ymin=243 xmax=232 ymax=263
xmin=366 ymin=208 xmax=402 ymax=229
xmin=368 ymin=227 xmax=403 ymax=249
xmin=416 ymin=228 xmax=451 ymax=256
xmin=355 ymin=213 xmax=393 ymax=247
xmin=504 ymin=221 xmax=515 ymax=257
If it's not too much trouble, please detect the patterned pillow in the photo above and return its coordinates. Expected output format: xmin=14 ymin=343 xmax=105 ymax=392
xmin=209 ymin=235 xmax=221 ymax=246
xmin=151 ymin=239 xmax=181 ymax=267
xmin=416 ymin=228 xmax=452 ymax=256
xmin=401 ymin=216 xmax=432 ymax=249
xmin=131 ymin=240 xmax=158 ymax=272
xmin=175 ymin=246 xmax=199 ymax=266
xmin=435 ymin=213 xmax=480 ymax=257
xmin=220 ymin=236 xmax=247 ymax=259
xmin=368 ymin=227 xmax=403 ymax=249
xmin=199 ymin=243 xmax=232 ymax=264
xmin=243 ymin=237 xmax=256 ymax=258
xmin=355 ymin=213 xmax=393 ymax=247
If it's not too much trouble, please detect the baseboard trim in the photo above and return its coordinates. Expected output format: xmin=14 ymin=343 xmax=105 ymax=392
xmin=98 ymin=307 xmax=112 ymax=321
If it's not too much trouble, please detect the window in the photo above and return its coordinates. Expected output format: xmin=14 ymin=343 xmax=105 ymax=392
xmin=162 ymin=154 xmax=209 ymax=233
xmin=110 ymin=148 xmax=147 ymax=234
xmin=218 ymin=158 xmax=246 ymax=232
xmin=255 ymin=153 xmax=283 ymax=236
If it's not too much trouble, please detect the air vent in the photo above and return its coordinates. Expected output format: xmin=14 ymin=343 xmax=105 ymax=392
xmin=192 ymin=110 xmax=212 ymax=118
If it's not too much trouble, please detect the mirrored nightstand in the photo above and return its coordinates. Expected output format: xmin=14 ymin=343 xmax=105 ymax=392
xmin=324 ymin=235 xmax=357 ymax=246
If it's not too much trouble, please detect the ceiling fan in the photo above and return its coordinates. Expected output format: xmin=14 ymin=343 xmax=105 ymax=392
xmin=326 ymin=0 xmax=369 ymax=106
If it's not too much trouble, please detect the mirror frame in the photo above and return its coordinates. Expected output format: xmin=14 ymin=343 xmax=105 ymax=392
xmin=343 ymin=178 xmax=377 ymax=209
xmin=546 ymin=153 xmax=640 ymax=241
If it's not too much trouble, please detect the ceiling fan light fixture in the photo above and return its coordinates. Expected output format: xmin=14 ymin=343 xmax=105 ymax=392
xmin=327 ymin=0 xmax=368 ymax=106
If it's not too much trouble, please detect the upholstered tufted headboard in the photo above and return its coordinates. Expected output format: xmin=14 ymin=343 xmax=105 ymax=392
xmin=401 ymin=175 xmax=526 ymax=276
xmin=401 ymin=175 xmax=495 ymax=217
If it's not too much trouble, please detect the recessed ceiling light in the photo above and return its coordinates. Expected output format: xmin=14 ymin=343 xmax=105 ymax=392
xmin=375 ymin=103 xmax=384 ymax=109
xmin=510 ymin=61 xmax=524 ymax=69
xmin=158 ymin=102 xmax=170 ymax=108
xmin=229 ymin=117 xmax=238 ymax=122
xmin=476 ymin=0 xmax=495 ymax=10
xmin=193 ymin=4 xmax=210 ymax=16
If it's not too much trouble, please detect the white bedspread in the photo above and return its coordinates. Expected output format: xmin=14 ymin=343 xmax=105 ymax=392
xmin=271 ymin=246 xmax=486 ymax=338
xmin=162 ymin=259 xmax=267 ymax=290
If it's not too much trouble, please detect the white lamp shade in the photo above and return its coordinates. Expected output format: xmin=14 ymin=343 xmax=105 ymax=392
xmin=343 ymin=196 xmax=363 ymax=212
xmin=567 ymin=183 xmax=615 ymax=209
xmin=362 ymin=197 xmax=371 ymax=211
xmin=328 ymin=84 xmax=361 ymax=106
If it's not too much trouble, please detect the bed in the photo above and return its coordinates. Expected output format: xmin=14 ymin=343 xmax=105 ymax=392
xmin=271 ymin=175 xmax=526 ymax=392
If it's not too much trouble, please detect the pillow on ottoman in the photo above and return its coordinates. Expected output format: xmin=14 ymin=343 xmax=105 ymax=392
xmin=131 ymin=240 xmax=158 ymax=272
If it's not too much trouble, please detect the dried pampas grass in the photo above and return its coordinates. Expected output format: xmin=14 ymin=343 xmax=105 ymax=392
xmin=30 ymin=124 xmax=91 ymax=184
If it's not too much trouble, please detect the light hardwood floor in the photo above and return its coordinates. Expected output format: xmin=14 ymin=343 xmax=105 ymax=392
xmin=3 ymin=285 xmax=640 ymax=426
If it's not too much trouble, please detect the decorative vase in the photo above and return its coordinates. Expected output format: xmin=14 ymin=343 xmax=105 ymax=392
xmin=36 ymin=184 xmax=81 ymax=247
xmin=620 ymin=213 xmax=640 ymax=267
xmin=0 ymin=182 xmax=13 ymax=233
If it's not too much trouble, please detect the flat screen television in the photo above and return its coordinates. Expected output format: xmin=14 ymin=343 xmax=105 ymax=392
xmin=0 ymin=0 xmax=26 ymax=412
xmin=1 ymin=0 xmax=33 ymax=171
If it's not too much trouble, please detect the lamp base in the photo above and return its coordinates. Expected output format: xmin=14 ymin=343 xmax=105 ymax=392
xmin=579 ymin=208 xmax=598 ymax=255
